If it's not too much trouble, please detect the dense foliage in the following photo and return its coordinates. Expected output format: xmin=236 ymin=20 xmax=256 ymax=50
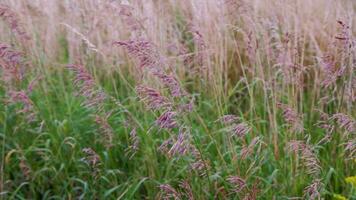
xmin=0 ymin=0 xmax=355 ymax=199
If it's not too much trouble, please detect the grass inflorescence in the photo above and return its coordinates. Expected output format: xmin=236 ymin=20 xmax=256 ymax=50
xmin=0 ymin=0 xmax=355 ymax=199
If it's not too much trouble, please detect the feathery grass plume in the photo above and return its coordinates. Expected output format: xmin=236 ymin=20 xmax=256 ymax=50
xmin=8 ymin=90 xmax=36 ymax=122
xmin=125 ymin=128 xmax=140 ymax=159
xmin=168 ymin=127 xmax=190 ymax=157
xmin=115 ymin=11 xmax=187 ymax=99
xmin=167 ymin=42 xmax=191 ymax=66
xmin=1 ymin=43 xmax=37 ymax=122
xmin=158 ymin=184 xmax=182 ymax=200
xmin=1 ymin=0 xmax=356 ymax=198
xmin=315 ymin=110 xmax=334 ymax=145
xmin=190 ymin=26 xmax=207 ymax=67
xmin=190 ymin=153 xmax=211 ymax=177
xmin=315 ymin=110 xmax=333 ymax=132
xmin=153 ymin=71 xmax=193 ymax=114
xmin=243 ymin=30 xmax=258 ymax=65
xmin=159 ymin=135 xmax=210 ymax=176
xmin=81 ymin=148 xmax=101 ymax=179
xmin=240 ymin=137 xmax=261 ymax=159
xmin=227 ymin=176 xmax=247 ymax=193
xmin=223 ymin=0 xmax=251 ymax=17
xmin=114 ymin=39 xmax=162 ymax=71
xmin=179 ymin=180 xmax=194 ymax=200
xmin=115 ymin=15 xmax=190 ymax=112
xmin=217 ymin=114 xmax=239 ymax=124
xmin=190 ymin=146 xmax=211 ymax=176
xmin=117 ymin=39 xmax=190 ymax=120
xmin=19 ymin=157 xmax=31 ymax=181
xmin=0 ymin=43 xmax=23 ymax=66
xmin=230 ymin=122 xmax=251 ymax=138
xmin=331 ymin=113 xmax=355 ymax=133
xmin=156 ymin=110 xmax=178 ymax=130
xmin=177 ymin=96 xmax=195 ymax=113
xmin=118 ymin=1 xmax=144 ymax=34
xmin=319 ymin=55 xmax=336 ymax=85
xmin=94 ymin=114 xmax=114 ymax=148
xmin=319 ymin=20 xmax=353 ymax=88
xmin=27 ymin=75 xmax=42 ymax=93
xmin=275 ymin=33 xmax=306 ymax=87
xmin=61 ymin=23 xmax=101 ymax=55
xmin=0 ymin=4 xmax=30 ymax=41
xmin=136 ymin=85 xmax=172 ymax=111
xmin=0 ymin=43 xmax=25 ymax=85
xmin=67 ymin=64 xmax=106 ymax=111
xmin=189 ymin=25 xmax=208 ymax=74
xmin=319 ymin=54 xmax=345 ymax=88
xmin=8 ymin=90 xmax=33 ymax=113
xmin=158 ymin=137 xmax=174 ymax=154
xmin=317 ymin=95 xmax=335 ymax=107
xmin=275 ymin=32 xmax=292 ymax=65
xmin=335 ymin=20 xmax=353 ymax=49
xmin=287 ymin=140 xmax=321 ymax=176
xmin=277 ymin=103 xmax=303 ymax=133
xmin=303 ymin=179 xmax=323 ymax=200
xmin=179 ymin=44 xmax=195 ymax=69
xmin=217 ymin=115 xmax=251 ymax=138
xmin=152 ymin=72 xmax=187 ymax=97
xmin=344 ymin=139 xmax=355 ymax=160
xmin=190 ymin=160 xmax=208 ymax=177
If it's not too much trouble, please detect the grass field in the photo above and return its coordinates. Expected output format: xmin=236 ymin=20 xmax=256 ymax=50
xmin=0 ymin=0 xmax=355 ymax=199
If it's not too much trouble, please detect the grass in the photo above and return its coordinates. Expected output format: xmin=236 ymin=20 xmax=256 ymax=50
xmin=0 ymin=0 xmax=355 ymax=199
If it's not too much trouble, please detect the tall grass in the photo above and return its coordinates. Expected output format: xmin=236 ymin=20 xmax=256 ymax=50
xmin=0 ymin=0 xmax=355 ymax=199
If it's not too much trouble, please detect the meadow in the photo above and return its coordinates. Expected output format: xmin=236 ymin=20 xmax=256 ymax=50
xmin=0 ymin=0 xmax=355 ymax=199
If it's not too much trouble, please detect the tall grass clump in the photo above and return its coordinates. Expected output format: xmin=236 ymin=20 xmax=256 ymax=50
xmin=0 ymin=0 xmax=355 ymax=199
